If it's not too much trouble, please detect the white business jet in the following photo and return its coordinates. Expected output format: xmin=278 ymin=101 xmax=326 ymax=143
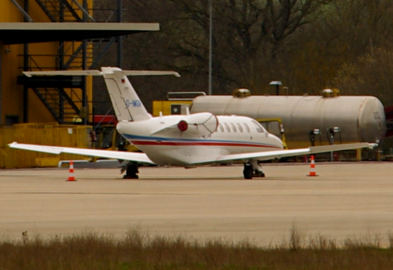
xmin=9 ymin=67 xmax=376 ymax=179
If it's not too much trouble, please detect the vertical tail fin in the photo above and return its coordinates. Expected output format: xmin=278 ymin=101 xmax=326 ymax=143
xmin=101 ymin=67 xmax=151 ymax=121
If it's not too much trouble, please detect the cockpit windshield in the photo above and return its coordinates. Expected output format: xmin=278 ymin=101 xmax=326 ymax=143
xmin=252 ymin=120 xmax=266 ymax=133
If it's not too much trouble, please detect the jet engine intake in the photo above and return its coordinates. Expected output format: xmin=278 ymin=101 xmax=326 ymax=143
xmin=177 ymin=120 xmax=188 ymax=131
xmin=178 ymin=113 xmax=219 ymax=137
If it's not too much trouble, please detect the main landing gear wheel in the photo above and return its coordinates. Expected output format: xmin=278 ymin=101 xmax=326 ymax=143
xmin=243 ymin=163 xmax=254 ymax=179
xmin=123 ymin=162 xmax=139 ymax=179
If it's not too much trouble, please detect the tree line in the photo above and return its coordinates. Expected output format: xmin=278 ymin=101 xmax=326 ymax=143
xmin=93 ymin=0 xmax=393 ymax=113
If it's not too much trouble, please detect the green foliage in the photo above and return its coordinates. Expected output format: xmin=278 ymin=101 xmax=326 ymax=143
xmin=332 ymin=47 xmax=393 ymax=106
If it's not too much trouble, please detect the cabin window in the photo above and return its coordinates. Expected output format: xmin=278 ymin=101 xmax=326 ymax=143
xmin=230 ymin=123 xmax=237 ymax=132
xmin=243 ymin=123 xmax=250 ymax=133
xmin=252 ymin=121 xmax=264 ymax=133
xmin=219 ymin=124 xmax=224 ymax=132
xmin=236 ymin=123 xmax=243 ymax=132
xmin=224 ymin=123 xmax=231 ymax=132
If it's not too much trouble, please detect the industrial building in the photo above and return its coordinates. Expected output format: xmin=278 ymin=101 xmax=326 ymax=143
xmin=1 ymin=0 xmax=159 ymax=125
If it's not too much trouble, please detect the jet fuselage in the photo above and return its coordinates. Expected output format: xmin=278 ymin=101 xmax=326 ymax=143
xmin=117 ymin=115 xmax=283 ymax=166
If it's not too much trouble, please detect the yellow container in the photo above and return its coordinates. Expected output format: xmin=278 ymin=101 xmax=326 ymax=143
xmin=0 ymin=123 xmax=92 ymax=168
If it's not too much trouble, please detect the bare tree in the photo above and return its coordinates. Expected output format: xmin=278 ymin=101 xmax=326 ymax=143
xmin=162 ymin=0 xmax=333 ymax=93
xmin=112 ymin=0 xmax=333 ymax=95
xmin=273 ymin=0 xmax=393 ymax=96
xmin=93 ymin=0 xmax=393 ymax=109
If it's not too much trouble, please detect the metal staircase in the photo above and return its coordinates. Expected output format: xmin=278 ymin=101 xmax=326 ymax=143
xmin=34 ymin=0 xmax=95 ymax=22
xmin=31 ymin=87 xmax=82 ymax=123
xmin=16 ymin=0 xmax=116 ymax=124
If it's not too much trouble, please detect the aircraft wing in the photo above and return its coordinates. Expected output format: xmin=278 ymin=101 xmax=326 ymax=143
xmin=8 ymin=142 xmax=156 ymax=165
xmin=192 ymin=142 xmax=377 ymax=165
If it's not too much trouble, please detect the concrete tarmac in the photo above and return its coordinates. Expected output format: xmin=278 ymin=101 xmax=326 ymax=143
xmin=1 ymin=162 xmax=393 ymax=246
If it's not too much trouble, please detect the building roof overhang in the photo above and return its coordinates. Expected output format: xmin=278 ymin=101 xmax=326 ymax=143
xmin=0 ymin=22 xmax=160 ymax=44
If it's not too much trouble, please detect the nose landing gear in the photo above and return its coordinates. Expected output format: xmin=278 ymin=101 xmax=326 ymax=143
xmin=122 ymin=162 xmax=139 ymax=179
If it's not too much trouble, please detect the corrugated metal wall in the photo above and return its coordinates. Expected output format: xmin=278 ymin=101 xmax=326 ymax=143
xmin=0 ymin=123 xmax=92 ymax=168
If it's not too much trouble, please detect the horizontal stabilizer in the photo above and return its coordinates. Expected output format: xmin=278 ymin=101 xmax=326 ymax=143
xmin=23 ymin=67 xmax=180 ymax=122
xmin=23 ymin=69 xmax=180 ymax=77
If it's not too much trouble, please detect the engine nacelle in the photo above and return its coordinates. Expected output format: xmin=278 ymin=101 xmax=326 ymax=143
xmin=177 ymin=112 xmax=218 ymax=137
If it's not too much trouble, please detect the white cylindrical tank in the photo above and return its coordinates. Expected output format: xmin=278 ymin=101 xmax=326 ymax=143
xmin=190 ymin=94 xmax=386 ymax=148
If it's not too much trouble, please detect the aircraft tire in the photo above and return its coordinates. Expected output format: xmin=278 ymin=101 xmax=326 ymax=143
xmin=243 ymin=163 xmax=253 ymax=179
xmin=124 ymin=162 xmax=139 ymax=179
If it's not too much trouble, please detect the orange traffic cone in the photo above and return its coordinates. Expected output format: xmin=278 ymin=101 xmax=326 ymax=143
xmin=307 ymin=155 xmax=318 ymax=177
xmin=67 ymin=160 xmax=76 ymax=181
